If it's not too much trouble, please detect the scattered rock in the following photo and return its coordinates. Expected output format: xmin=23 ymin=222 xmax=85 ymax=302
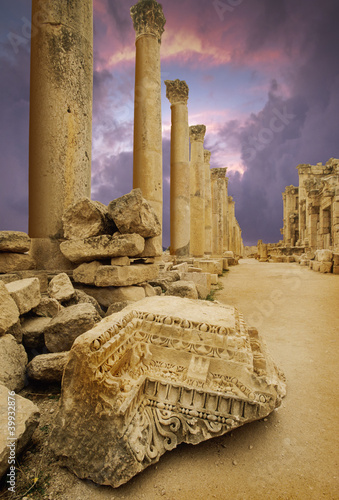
xmin=165 ymin=281 xmax=198 ymax=299
xmin=0 ymin=281 xmax=20 ymax=335
xmin=75 ymin=285 xmax=146 ymax=308
xmin=6 ymin=321 xmax=23 ymax=344
xmin=44 ymin=303 xmax=101 ymax=352
xmin=111 ymin=256 xmax=131 ymax=266
xmin=5 ymin=278 xmax=41 ymax=315
xmin=21 ymin=317 xmax=52 ymax=349
xmin=60 ymin=234 xmax=145 ymax=263
xmin=48 ymin=273 xmax=75 ymax=302
xmin=315 ymin=249 xmax=333 ymax=262
xmin=32 ymin=296 xmax=63 ymax=318
xmin=0 ymin=384 xmax=40 ymax=479
xmin=62 ymin=198 xmax=116 ymax=240
xmin=108 ymin=189 xmax=161 ymax=238
xmin=0 ymin=231 xmax=31 ymax=253
xmin=0 ymin=335 xmax=28 ymax=391
xmin=0 ymin=253 xmax=36 ymax=274
xmin=94 ymin=264 xmax=159 ymax=287
xmin=27 ymin=352 xmax=69 ymax=382
xmin=142 ymin=283 xmax=157 ymax=297
xmin=65 ymin=290 xmax=105 ymax=318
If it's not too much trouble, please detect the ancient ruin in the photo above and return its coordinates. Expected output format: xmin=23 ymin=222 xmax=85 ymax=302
xmin=50 ymin=296 xmax=286 ymax=487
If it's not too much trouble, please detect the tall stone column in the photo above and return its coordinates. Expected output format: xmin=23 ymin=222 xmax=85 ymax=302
xmin=204 ymin=150 xmax=212 ymax=256
xmin=165 ymin=80 xmax=190 ymax=257
xmin=228 ymin=196 xmax=235 ymax=252
xmin=29 ymin=0 xmax=93 ymax=267
xmin=131 ymin=0 xmax=166 ymax=253
xmin=189 ymin=125 xmax=206 ymax=258
xmin=223 ymin=174 xmax=229 ymax=253
xmin=211 ymin=168 xmax=226 ymax=257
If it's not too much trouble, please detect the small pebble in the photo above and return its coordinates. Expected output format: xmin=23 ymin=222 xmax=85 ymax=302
xmin=249 ymin=445 xmax=253 ymax=450
xmin=50 ymin=409 xmax=55 ymax=414
xmin=264 ymin=418 xmax=268 ymax=422
xmin=232 ymin=459 xmax=238 ymax=466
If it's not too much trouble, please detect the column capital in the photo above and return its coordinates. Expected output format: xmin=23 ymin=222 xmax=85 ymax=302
xmin=211 ymin=167 xmax=226 ymax=180
xmin=165 ymin=79 xmax=189 ymax=105
xmin=130 ymin=0 xmax=166 ymax=43
xmin=189 ymin=125 xmax=206 ymax=143
xmin=204 ymin=150 xmax=211 ymax=164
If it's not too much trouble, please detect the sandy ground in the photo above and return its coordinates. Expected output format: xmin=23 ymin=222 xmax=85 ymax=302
xmin=1 ymin=259 xmax=338 ymax=500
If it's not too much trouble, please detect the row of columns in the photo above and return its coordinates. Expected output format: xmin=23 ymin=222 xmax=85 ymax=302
xmin=28 ymin=0 xmax=243 ymax=268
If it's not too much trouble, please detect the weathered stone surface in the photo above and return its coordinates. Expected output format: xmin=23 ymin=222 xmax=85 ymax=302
xmin=111 ymin=256 xmax=131 ymax=266
xmin=315 ymin=249 xmax=333 ymax=262
xmin=333 ymin=253 xmax=339 ymax=266
xmin=333 ymin=266 xmax=339 ymax=275
xmin=5 ymin=278 xmax=40 ymax=315
xmin=73 ymin=261 xmax=102 ymax=285
xmin=0 ymin=335 xmax=28 ymax=391
xmin=6 ymin=321 xmax=23 ymax=344
xmin=27 ymin=352 xmax=69 ymax=383
xmin=0 ymin=384 xmax=40 ymax=479
xmin=313 ymin=262 xmax=321 ymax=272
xmin=172 ymin=262 xmax=189 ymax=273
xmin=0 ymin=253 xmax=36 ymax=274
xmin=64 ymin=290 xmax=105 ymax=318
xmin=50 ymin=296 xmax=286 ymax=487
xmin=0 ymin=281 xmax=20 ymax=335
xmin=75 ymin=285 xmax=146 ymax=308
xmin=142 ymin=283 xmax=157 ymax=297
xmin=48 ymin=273 xmax=75 ymax=302
xmin=223 ymin=251 xmax=234 ymax=258
xmin=60 ymin=234 xmax=145 ymax=263
xmin=165 ymin=281 xmax=198 ymax=299
xmin=62 ymin=198 xmax=116 ymax=240
xmin=0 ymin=231 xmax=31 ymax=253
xmin=194 ymin=259 xmax=223 ymax=276
xmin=106 ymin=301 xmax=134 ymax=317
xmin=22 ymin=317 xmax=52 ymax=349
xmin=180 ymin=272 xmax=211 ymax=300
xmin=32 ymin=297 xmax=63 ymax=318
xmin=108 ymin=189 xmax=161 ymax=238
xmin=211 ymin=274 xmax=218 ymax=285
xmin=94 ymin=264 xmax=159 ymax=287
xmin=44 ymin=304 xmax=101 ymax=353
xmin=223 ymin=258 xmax=229 ymax=271
xmin=319 ymin=262 xmax=333 ymax=273
xmin=137 ymin=237 xmax=163 ymax=257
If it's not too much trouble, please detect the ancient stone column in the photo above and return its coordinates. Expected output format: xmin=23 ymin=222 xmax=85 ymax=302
xmin=131 ymin=0 xmax=166 ymax=253
xmin=165 ymin=80 xmax=190 ymax=257
xmin=204 ymin=150 xmax=212 ymax=256
xmin=211 ymin=168 xmax=226 ymax=257
xmin=189 ymin=125 xmax=206 ymax=258
xmin=223 ymin=174 xmax=229 ymax=253
xmin=228 ymin=196 xmax=235 ymax=253
xmin=29 ymin=0 xmax=93 ymax=268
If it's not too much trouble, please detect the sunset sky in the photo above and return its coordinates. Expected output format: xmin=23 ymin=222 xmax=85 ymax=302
xmin=1 ymin=0 xmax=339 ymax=246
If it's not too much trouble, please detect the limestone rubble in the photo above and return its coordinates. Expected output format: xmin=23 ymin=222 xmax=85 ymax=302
xmin=50 ymin=296 xmax=286 ymax=487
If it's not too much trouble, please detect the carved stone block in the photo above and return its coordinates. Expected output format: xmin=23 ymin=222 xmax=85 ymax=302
xmin=50 ymin=297 xmax=286 ymax=487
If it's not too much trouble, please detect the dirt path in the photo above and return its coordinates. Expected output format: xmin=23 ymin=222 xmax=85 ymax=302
xmin=3 ymin=259 xmax=338 ymax=500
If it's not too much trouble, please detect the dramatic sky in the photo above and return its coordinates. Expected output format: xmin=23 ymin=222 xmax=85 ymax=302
xmin=1 ymin=0 xmax=339 ymax=246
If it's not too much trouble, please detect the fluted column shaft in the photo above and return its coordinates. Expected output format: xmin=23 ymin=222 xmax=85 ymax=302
xmin=211 ymin=168 xmax=226 ymax=257
xmin=189 ymin=125 xmax=206 ymax=258
xmin=165 ymin=80 xmax=190 ymax=256
xmin=204 ymin=150 xmax=212 ymax=256
xmin=29 ymin=0 xmax=93 ymax=240
xmin=131 ymin=0 xmax=165 ymax=250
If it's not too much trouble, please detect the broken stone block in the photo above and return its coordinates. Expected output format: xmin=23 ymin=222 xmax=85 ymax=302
xmin=165 ymin=280 xmax=198 ymax=299
xmin=223 ymin=251 xmax=234 ymax=258
xmin=27 ymin=352 xmax=69 ymax=383
xmin=313 ymin=262 xmax=321 ymax=272
xmin=94 ymin=264 xmax=159 ymax=287
xmin=48 ymin=273 xmax=75 ymax=302
xmin=211 ymin=274 xmax=218 ymax=285
xmin=0 ymin=335 xmax=28 ymax=391
xmin=75 ymin=285 xmax=146 ymax=308
xmin=194 ymin=259 xmax=223 ymax=276
xmin=142 ymin=283 xmax=157 ymax=297
xmin=0 ymin=231 xmax=31 ymax=253
xmin=73 ymin=261 xmax=102 ymax=285
xmin=62 ymin=198 xmax=116 ymax=240
xmin=0 ymin=253 xmax=36 ymax=274
xmin=44 ymin=304 xmax=101 ymax=352
xmin=0 ymin=281 xmax=20 ymax=335
xmin=32 ymin=296 xmax=63 ymax=318
xmin=106 ymin=301 xmax=134 ymax=316
xmin=222 ymin=258 xmax=229 ymax=271
xmin=6 ymin=321 xmax=23 ymax=344
xmin=108 ymin=189 xmax=161 ymax=238
xmin=0 ymin=384 xmax=40 ymax=479
xmin=315 ymin=249 xmax=333 ymax=262
xmin=137 ymin=236 xmax=163 ymax=257
xmin=5 ymin=278 xmax=41 ymax=315
xmin=319 ymin=262 xmax=333 ymax=273
xmin=64 ymin=290 xmax=105 ymax=318
xmin=21 ymin=317 xmax=52 ymax=349
xmin=180 ymin=272 xmax=211 ymax=292
xmin=60 ymin=234 xmax=145 ymax=263
xmin=50 ymin=296 xmax=286 ymax=488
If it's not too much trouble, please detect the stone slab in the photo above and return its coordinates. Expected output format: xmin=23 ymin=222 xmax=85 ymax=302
xmin=0 ymin=254 xmax=36 ymax=274
xmin=94 ymin=264 xmax=159 ymax=287
xmin=194 ymin=259 xmax=223 ymax=276
xmin=0 ymin=231 xmax=31 ymax=253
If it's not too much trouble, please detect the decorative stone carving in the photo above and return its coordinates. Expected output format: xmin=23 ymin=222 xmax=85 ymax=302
xmin=130 ymin=0 xmax=166 ymax=43
xmin=50 ymin=296 xmax=286 ymax=488
xmin=165 ymin=79 xmax=189 ymax=105
xmin=189 ymin=125 xmax=206 ymax=143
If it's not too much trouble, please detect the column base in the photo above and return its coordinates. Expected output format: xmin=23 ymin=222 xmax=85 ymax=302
xmin=30 ymin=238 xmax=75 ymax=271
